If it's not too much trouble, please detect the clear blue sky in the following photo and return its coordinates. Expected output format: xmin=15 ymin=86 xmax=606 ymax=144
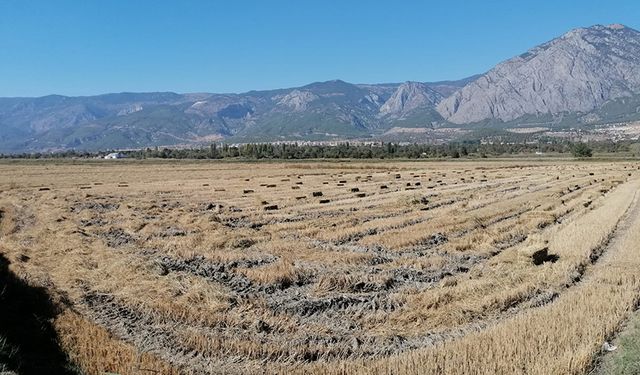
xmin=1 ymin=0 xmax=639 ymax=97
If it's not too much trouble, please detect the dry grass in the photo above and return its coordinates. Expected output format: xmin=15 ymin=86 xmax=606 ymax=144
xmin=0 ymin=159 xmax=638 ymax=374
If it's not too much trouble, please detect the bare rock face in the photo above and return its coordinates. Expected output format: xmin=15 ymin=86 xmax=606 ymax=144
xmin=276 ymin=90 xmax=319 ymax=111
xmin=379 ymin=82 xmax=443 ymax=117
xmin=437 ymin=24 xmax=640 ymax=124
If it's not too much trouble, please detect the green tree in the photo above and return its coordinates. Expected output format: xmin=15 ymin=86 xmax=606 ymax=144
xmin=571 ymin=143 xmax=593 ymax=158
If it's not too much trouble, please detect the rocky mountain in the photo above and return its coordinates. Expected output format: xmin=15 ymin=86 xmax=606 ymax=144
xmin=437 ymin=24 xmax=640 ymax=124
xmin=379 ymin=82 xmax=443 ymax=117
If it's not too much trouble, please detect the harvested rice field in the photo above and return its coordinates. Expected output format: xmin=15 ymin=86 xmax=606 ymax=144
xmin=1 ymin=159 xmax=640 ymax=375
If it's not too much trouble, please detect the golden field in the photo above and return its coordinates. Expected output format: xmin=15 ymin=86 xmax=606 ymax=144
xmin=1 ymin=159 xmax=640 ymax=375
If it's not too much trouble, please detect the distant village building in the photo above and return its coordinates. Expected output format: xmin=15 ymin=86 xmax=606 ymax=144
xmin=104 ymin=152 xmax=126 ymax=159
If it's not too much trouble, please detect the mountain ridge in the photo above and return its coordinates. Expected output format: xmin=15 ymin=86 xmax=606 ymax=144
xmin=4 ymin=24 xmax=640 ymax=152
xmin=0 ymin=77 xmax=475 ymax=152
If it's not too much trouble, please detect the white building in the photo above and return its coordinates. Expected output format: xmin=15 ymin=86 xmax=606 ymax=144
xmin=104 ymin=152 xmax=126 ymax=159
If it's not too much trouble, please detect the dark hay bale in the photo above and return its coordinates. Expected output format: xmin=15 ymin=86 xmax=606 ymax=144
xmin=351 ymin=188 xmax=360 ymax=192
xmin=266 ymin=184 xmax=277 ymax=188
xmin=415 ymin=182 xmax=421 ymax=186
xmin=380 ymin=185 xmax=388 ymax=189
xmin=339 ymin=180 xmax=347 ymax=183
xmin=214 ymin=188 xmax=226 ymax=192
xmin=319 ymin=199 xmax=330 ymax=204
xmin=295 ymin=196 xmax=307 ymax=200
xmin=204 ymin=203 xmax=224 ymax=211
xmin=532 ymin=248 xmax=559 ymax=265
xmin=243 ymin=189 xmax=255 ymax=194
xmin=355 ymin=193 xmax=366 ymax=198
xmin=80 ymin=186 xmax=92 ymax=190
xmin=296 ymin=182 xmax=303 ymax=185
xmin=312 ymin=191 xmax=323 ymax=197
xmin=261 ymin=201 xmax=269 ymax=205
xmin=39 ymin=187 xmax=51 ymax=191
xmin=291 ymin=186 xmax=300 ymax=190
xmin=395 ymin=174 xmax=401 ymax=179
xmin=337 ymin=184 xmax=345 ymax=187
xmin=202 ymin=183 xmax=209 ymax=186
xmin=264 ymin=205 xmax=279 ymax=211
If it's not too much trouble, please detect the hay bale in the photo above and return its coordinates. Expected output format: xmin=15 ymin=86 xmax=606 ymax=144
xmin=380 ymin=185 xmax=388 ymax=189
xmin=319 ymin=199 xmax=330 ymax=204
xmin=291 ymin=186 xmax=300 ymax=190
xmin=312 ymin=191 xmax=323 ymax=197
xmin=355 ymin=193 xmax=366 ymax=198
xmin=264 ymin=205 xmax=279 ymax=211
xmin=532 ymin=248 xmax=559 ymax=265
xmin=243 ymin=189 xmax=254 ymax=194
xmin=351 ymin=188 xmax=360 ymax=192
xmin=295 ymin=196 xmax=307 ymax=200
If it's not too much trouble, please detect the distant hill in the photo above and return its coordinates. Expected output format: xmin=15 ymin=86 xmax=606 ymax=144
xmin=0 ymin=78 xmax=471 ymax=152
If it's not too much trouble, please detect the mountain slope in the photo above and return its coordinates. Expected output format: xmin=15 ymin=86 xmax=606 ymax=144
xmin=379 ymin=82 xmax=443 ymax=117
xmin=437 ymin=24 xmax=640 ymax=124
xmin=1 ymin=78 xmax=477 ymax=152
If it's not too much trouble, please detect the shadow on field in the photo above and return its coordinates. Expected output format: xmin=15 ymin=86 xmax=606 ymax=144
xmin=0 ymin=254 xmax=78 ymax=375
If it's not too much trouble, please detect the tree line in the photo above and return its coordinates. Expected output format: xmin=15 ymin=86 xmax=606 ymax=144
xmin=1 ymin=140 xmax=634 ymax=160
